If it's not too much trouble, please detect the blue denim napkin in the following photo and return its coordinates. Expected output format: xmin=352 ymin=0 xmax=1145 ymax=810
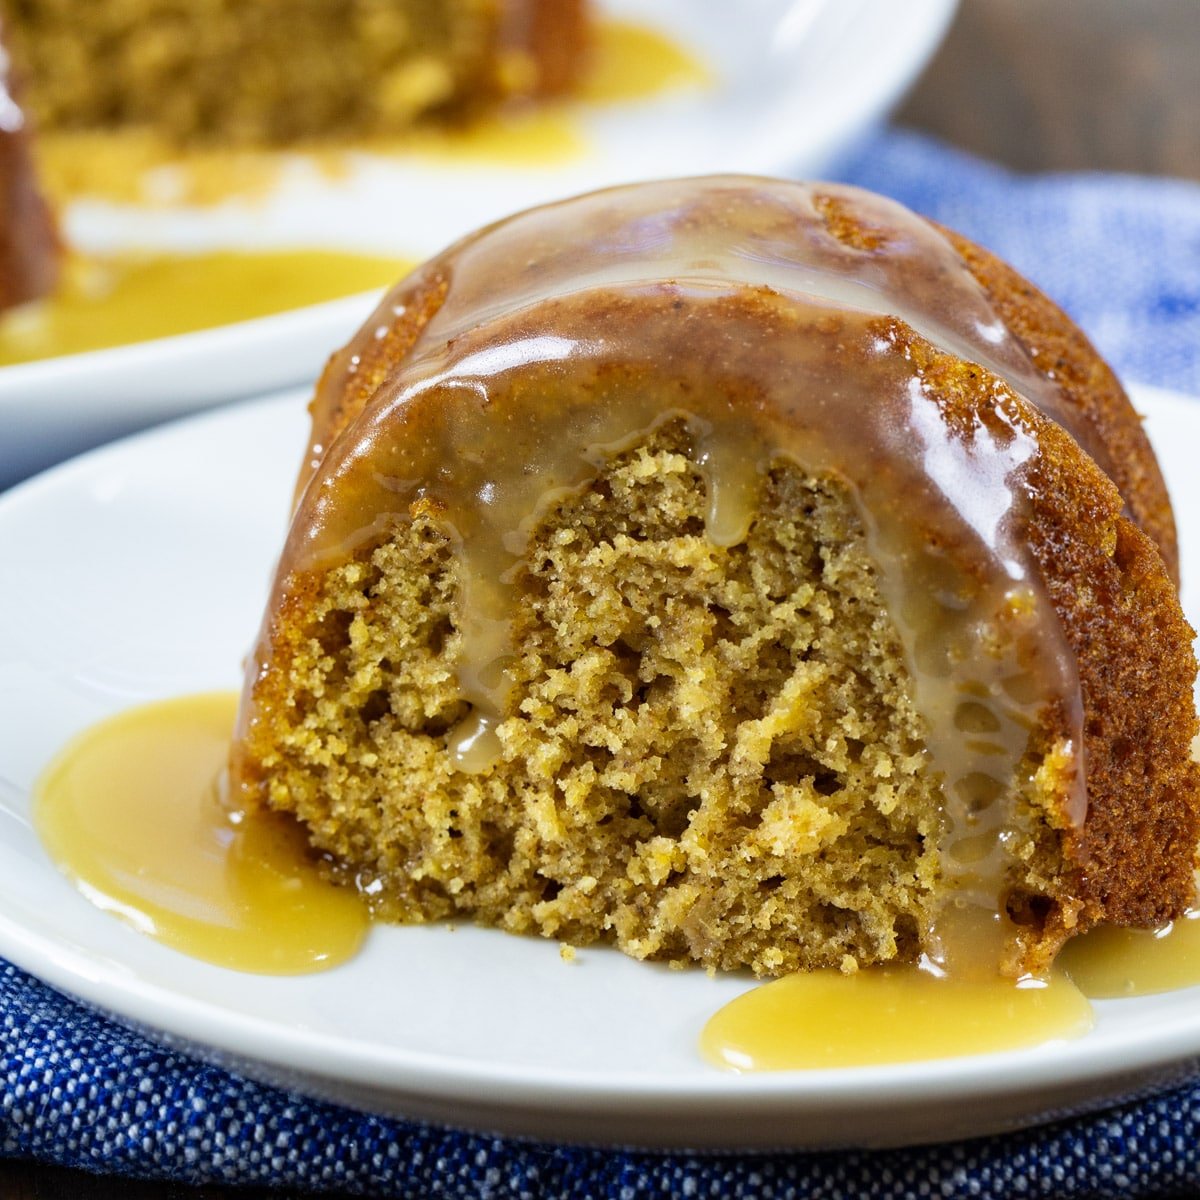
xmin=834 ymin=129 xmax=1200 ymax=397
xmin=5 ymin=129 xmax=1200 ymax=1197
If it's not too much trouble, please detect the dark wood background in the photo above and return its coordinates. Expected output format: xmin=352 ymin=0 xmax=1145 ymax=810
xmin=901 ymin=0 xmax=1200 ymax=180
xmin=4 ymin=0 xmax=1198 ymax=1195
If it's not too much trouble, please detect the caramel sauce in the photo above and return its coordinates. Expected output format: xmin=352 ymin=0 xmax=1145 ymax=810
xmin=700 ymin=908 xmax=1095 ymax=1073
xmin=244 ymin=178 xmax=1099 ymax=972
xmin=37 ymin=20 xmax=708 ymax=207
xmin=0 ymin=250 xmax=412 ymax=365
xmin=702 ymin=901 xmax=1200 ymax=1071
xmin=701 ymin=965 xmax=1094 ymax=1071
xmin=1058 ymin=908 xmax=1200 ymax=997
xmin=577 ymin=19 xmax=711 ymax=105
xmin=35 ymin=693 xmax=367 ymax=974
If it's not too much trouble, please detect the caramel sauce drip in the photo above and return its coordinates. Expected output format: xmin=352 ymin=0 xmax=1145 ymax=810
xmin=700 ymin=964 xmax=1094 ymax=1071
xmin=242 ymin=178 xmax=1096 ymax=975
xmin=702 ymin=904 xmax=1200 ymax=1071
xmin=1059 ymin=907 xmax=1200 ymax=997
xmin=37 ymin=693 xmax=367 ymax=974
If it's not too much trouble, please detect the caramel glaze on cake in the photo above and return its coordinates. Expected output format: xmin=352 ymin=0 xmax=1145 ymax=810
xmin=0 ymin=26 xmax=57 ymax=311
xmin=232 ymin=177 xmax=1199 ymax=979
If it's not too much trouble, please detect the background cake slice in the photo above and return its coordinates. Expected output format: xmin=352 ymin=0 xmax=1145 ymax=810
xmin=5 ymin=0 xmax=590 ymax=145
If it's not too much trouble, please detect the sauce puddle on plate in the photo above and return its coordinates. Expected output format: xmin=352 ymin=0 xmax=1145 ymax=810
xmin=0 ymin=250 xmax=413 ymax=366
xmin=35 ymin=692 xmax=368 ymax=974
xmin=36 ymin=693 xmax=1200 ymax=1060
xmin=1058 ymin=909 xmax=1200 ymax=997
xmin=702 ymin=909 xmax=1200 ymax=1072
xmin=701 ymin=967 xmax=1094 ymax=1071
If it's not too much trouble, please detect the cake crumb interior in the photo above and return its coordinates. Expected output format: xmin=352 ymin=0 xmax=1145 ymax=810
xmin=250 ymin=421 xmax=1065 ymax=976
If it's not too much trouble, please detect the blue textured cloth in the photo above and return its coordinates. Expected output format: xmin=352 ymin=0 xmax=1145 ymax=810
xmin=6 ymin=130 xmax=1200 ymax=1196
xmin=834 ymin=129 xmax=1200 ymax=397
xmin=3 ymin=952 xmax=1200 ymax=1198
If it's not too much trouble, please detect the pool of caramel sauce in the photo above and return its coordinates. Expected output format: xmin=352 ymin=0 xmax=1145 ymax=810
xmin=702 ymin=904 xmax=1200 ymax=1071
xmin=35 ymin=692 xmax=1200 ymax=1062
xmin=35 ymin=693 xmax=367 ymax=974
xmin=701 ymin=966 xmax=1095 ymax=1070
xmin=0 ymin=249 xmax=412 ymax=366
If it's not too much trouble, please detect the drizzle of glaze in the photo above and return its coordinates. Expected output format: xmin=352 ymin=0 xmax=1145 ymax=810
xmin=303 ymin=179 xmax=1113 ymax=490
xmin=36 ymin=693 xmax=367 ymax=974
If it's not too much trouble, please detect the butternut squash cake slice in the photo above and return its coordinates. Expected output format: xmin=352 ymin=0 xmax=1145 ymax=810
xmin=231 ymin=177 xmax=1200 ymax=978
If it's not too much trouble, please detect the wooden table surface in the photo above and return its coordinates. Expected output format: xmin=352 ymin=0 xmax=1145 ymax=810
xmin=5 ymin=1 xmax=1198 ymax=1196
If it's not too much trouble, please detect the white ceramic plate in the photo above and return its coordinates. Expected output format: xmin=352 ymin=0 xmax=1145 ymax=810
xmin=0 ymin=380 xmax=1198 ymax=1151
xmin=0 ymin=0 xmax=957 ymax=488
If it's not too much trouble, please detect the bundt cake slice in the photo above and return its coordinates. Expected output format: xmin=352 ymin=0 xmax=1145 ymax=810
xmin=0 ymin=27 xmax=58 ymax=311
xmin=7 ymin=0 xmax=590 ymax=145
xmin=231 ymin=177 xmax=1199 ymax=979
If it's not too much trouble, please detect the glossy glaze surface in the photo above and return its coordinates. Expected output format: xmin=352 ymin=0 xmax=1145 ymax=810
xmin=1060 ymin=908 xmax=1200 ymax=997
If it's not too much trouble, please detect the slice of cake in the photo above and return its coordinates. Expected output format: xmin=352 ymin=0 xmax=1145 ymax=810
xmin=6 ymin=0 xmax=590 ymax=145
xmin=231 ymin=177 xmax=1200 ymax=979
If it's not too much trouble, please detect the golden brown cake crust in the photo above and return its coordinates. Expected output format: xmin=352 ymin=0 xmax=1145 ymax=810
xmin=941 ymin=227 xmax=1179 ymax=586
xmin=929 ymin=223 xmax=1197 ymax=931
xmin=906 ymin=332 xmax=1200 ymax=953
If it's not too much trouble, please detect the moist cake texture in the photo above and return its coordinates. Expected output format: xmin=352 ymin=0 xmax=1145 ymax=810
xmin=5 ymin=0 xmax=589 ymax=144
xmin=232 ymin=177 xmax=1200 ymax=978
